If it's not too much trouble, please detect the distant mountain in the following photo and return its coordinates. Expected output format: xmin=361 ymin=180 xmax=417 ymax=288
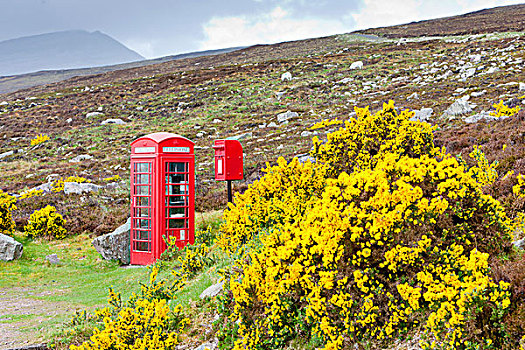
xmin=0 ymin=30 xmax=144 ymax=77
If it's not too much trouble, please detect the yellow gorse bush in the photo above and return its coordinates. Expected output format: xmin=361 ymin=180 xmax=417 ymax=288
xmin=19 ymin=188 xmax=43 ymax=200
xmin=30 ymin=133 xmax=50 ymax=146
xmin=70 ymin=267 xmax=190 ymax=350
xmin=490 ymin=100 xmax=521 ymax=118
xmin=24 ymin=205 xmax=67 ymax=239
xmin=218 ymin=101 xmax=518 ymax=350
xmin=0 ymin=190 xmax=16 ymax=236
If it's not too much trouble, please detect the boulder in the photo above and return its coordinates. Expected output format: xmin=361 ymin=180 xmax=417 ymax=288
xmin=69 ymin=154 xmax=93 ymax=163
xmin=85 ymin=112 xmax=104 ymax=118
xmin=92 ymin=218 xmax=131 ymax=265
xmin=281 ymin=72 xmax=292 ymax=81
xmin=46 ymin=253 xmax=61 ymax=264
xmin=277 ymin=110 xmax=298 ymax=123
xmin=350 ymin=61 xmax=364 ymax=70
xmin=63 ymin=182 xmax=103 ymax=195
xmin=0 ymin=233 xmax=23 ymax=261
xmin=200 ymin=281 xmax=224 ymax=299
xmin=411 ymin=108 xmax=433 ymax=122
xmin=101 ymin=118 xmax=126 ymax=125
xmin=463 ymin=111 xmax=499 ymax=124
xmin=442 ymin=97 xmax=473 ymax=118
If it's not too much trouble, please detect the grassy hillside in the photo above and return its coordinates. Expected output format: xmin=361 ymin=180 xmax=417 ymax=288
xmin=0 ymin=3 xmax=524 ymax=349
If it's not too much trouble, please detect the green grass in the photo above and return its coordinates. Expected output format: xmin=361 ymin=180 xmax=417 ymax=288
xmin=0 ymin=233 xmax=156 ymax=343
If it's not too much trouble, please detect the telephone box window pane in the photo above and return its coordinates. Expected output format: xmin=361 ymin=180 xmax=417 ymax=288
xmin=166 ymin=184 xmax=189 ymax=195
xmin=136 ymin=219 xmax=151 ymax=229
xmin=135 ymin=163 xmax=151 ymax=173
xmin=166 ymin=196 xmax=187 ymax=206
xmin=180 ymin=230 xmax=186 ymax=240
xmin=133 ymin=230 xmax=150 ymax=241
xmin=168 ymin=174 xmax=187 ymax=184
xmin=136 ymin=174 xmax=150 ymax=184
xmin=136 ymin=197 xmax=150 ymax=207
xmin=135 ymin=241 xmax=150 ymax=252
xmin=168 ymin=162 xmax=186 ymax=173
xmin=167 ymin=207 xmax=186 ymax=217
xmin=168 ymin=219 xmax=185 ymax=229
xmin=135 ymin=207 xmax=150 ymax=217
xmin=135 ymin=185 xmax=150 ymax=195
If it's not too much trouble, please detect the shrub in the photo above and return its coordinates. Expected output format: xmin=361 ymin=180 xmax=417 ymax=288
xmin=218 ymin=101 xmax=520 ymax=350
xmin=30 ymin=133 xmax=50 ymax=146
xmin=24 ymin=205 xmax=67 ymax=239
xmin=0 ymin=190 xmax=16 ymax=236
xmin=490 ymin=100 xmax=521 ymax=118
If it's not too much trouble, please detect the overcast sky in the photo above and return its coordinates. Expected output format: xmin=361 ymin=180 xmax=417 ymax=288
xmin=0 ymin=0 xmax=523 ymax=59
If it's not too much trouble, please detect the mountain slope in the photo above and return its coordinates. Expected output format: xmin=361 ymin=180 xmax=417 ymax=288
xmin=0 ymin=30 xmax=144 ymax=77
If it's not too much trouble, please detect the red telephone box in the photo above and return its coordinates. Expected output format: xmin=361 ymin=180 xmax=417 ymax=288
xmin=130 ymin=132 xmax=195 ymax=265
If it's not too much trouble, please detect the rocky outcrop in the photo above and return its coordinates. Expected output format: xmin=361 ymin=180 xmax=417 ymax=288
xmin=92 ymin=218 xmax=131 ymax=265
xmin=199 ymin=281 xmax=224 ymax=299
xmin=63 ymin=182 xmax=103 ymax=195
xmin=0 ymin=233 xmax=23 ymax=261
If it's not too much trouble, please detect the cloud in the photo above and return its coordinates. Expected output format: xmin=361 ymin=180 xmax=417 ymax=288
xmin=200 ymin=6 xmax=352 ymax=50
xmin=351 ymin=0 xmax=423 ymax=30
xmin=456 ymin=0 xmax=525 ymax=12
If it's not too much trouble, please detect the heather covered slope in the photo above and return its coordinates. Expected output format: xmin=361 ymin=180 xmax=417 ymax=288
xmin=0 ymin=4 xmax=524 ymax=348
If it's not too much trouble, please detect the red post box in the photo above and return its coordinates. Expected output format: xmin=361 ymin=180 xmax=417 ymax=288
xmin=213 ymin=139 xmax=243 ymax=203
xmin=213 ymin=139 xmax=243 ymax=181
xmin=130 ymin=132 xmax=195 ymax=265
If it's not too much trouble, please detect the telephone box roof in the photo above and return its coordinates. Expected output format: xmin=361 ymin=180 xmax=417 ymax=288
xmin=134 ymin=132 xmax=195 ymax=145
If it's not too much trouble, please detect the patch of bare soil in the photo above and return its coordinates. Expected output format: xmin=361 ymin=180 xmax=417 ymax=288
xmin=0 ymin=288 xmax=74 ymax=349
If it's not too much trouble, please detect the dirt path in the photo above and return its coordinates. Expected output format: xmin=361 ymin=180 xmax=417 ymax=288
xmin=0 ymin=288 xmax=76 ymax=349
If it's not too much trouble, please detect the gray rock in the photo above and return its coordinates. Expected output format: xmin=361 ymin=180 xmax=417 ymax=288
xmin=411 ymin=108 xmax=433 ymax=122
xmin=277 ymin=110 xmax=298 ymax=123
xmin=25 ymin=182 xmax=53 ymax=194
xmin=520 ymin=82 xmax=525 ymax=91
xmin=0 ymin=233 xmax=23 ymax=261
xmin=93 ymin=218 xmax=131 ymax=265
xmin=66 ymin=118 xmax=73 ymax=123
xmin=63 ymin=182 xmax=103 ymax=195
xmin=301 ymin=130 xmax=313 ymax=137
xmin=200 ymin=281 xmax=224 ymax=299
xmin=485 ymin=66 xmax=499 ymax=74
xmin=46 ymin=253 xmax=60 ymax=264
xmin=212 ymin=119 xmax=223 ymax=123
xmin=85 ymin=112 xmax=104 ymax=118
xmin=69 ymin=154 xmax=93 ymax=163
xmin=101 ymin=118 xmax=126 ymax=125
xmin=514 ymin=238 xmax=524 ymax=250
xmin=443 ymin=97 xmax=473 ymax=118
xmin=0 ymin=150 xmax=14 ymax=160
xmin=407 ymin=92 xmax=419 ymax=100
xmin=267 ymin=122 xmax=278 ymax=128
xmin=281 ymin=72 xmax=292 ymax=81
xmin=471 ymin=90 xmax=486 ymax=97
xmin=463 ymin=111 xmax=498 ymax=123
xmin=297 ymin=154 xmax=316 ymax=164
xmin=194 ymin=341 xmax=218 ymax=350
xmin=350 ymin=61 xmax=363 ymax=70
xmin=0 ymin=101 xmax=8 ymax=106
xmin=228 ymin=132 xmax=252 ymax=141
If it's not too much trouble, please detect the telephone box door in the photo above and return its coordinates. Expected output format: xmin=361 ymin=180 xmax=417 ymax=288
xmin=130 ymin=160 xmax=156 ymax=265
xmin=161 ymin=158 xmax=195 ymax=251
